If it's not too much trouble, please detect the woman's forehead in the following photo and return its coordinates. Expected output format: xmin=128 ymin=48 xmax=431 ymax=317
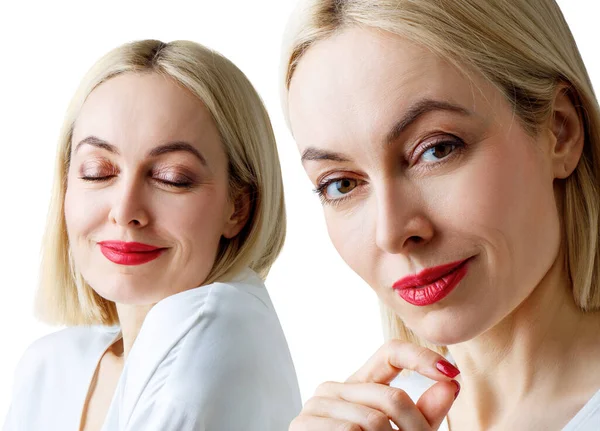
xmin=288 ymin=27 xmax=501 ymax=148
xmin=72 ymin=73 xmax=221 ymax=157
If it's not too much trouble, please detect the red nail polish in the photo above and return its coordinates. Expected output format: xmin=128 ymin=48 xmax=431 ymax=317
xmin=436 ymin=360 xmax=460 ymax=378
xmin=452 ymin=380 xmax=461 ymax=400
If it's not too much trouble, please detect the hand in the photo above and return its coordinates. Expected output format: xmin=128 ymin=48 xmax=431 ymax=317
xmin=289 ymin=340 xmax=460 ymax=430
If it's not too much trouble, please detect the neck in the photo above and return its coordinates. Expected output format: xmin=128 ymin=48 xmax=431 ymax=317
xmin=112 ymin=303 xmax=155 ymax=359
xmin=448 ymin=253 xmax=600 ymax=428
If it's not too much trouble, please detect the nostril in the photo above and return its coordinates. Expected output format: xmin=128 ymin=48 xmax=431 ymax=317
xmin=408 ymin=236 xmax=423 ymax=244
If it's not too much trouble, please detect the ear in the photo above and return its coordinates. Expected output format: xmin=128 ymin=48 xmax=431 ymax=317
xmin=549 ymin=83 xmax=585 ymax=179
xmin=222 ymin=188 xmax=251 ymax=239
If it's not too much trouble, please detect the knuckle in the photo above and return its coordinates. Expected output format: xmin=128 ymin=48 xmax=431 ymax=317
xmin=315 ymin=381 xmax=337 ymax=396
xmin=384 ymin=339 xmax=407 ymax=355
xmin=384 ymin=387 xmax=415 ymax=418
xmin=360 ymin=368 xmax=376 ymax=383
xmin=302 ymin=396 xmax=325 ymax=413
xmin=364 ymin=409 xmax=389 ymax=429
xmin=386 ymin=387 xmax=411 ymax=406
xmin=413 ymin=346 xmax=431 ymax=367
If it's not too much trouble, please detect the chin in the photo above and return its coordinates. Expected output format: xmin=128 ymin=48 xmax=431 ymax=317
xmin=89 ymin=277 xmax=161 ymax=306
xmin=406 ymin=310 xmax=491 ymax=347
xmin=418 ymin=330 xmax=474 ymax=347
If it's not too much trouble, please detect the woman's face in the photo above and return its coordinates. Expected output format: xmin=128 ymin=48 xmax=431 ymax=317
xmin=66 ymin=72 xmax=244 ymax=305
xmin=288 ymin=28 xmax=563 ymax=345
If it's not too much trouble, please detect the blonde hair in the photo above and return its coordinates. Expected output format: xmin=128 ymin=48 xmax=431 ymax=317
xmin=38 ymin=40 xmax=286 ymax=326
xmin=281 ymin=0 xmax=600 ymax=354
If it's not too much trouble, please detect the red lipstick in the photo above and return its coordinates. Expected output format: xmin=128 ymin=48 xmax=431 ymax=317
xmin=393 ymin=258 xmax=471 ymax=306
xmin=98 ymin=241 xmax=166 ymax=266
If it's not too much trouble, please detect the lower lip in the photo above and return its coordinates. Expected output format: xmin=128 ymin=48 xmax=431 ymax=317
xmin=395 ymin=260 xmax=470 ymax=306
xmin=99 ymin=246 xmax=165 ymax=266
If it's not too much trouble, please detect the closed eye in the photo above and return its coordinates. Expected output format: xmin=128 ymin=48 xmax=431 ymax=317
xmin=79 ymin=175 xmax=116 ymax=182
xmin=152 ymin=178 xmax=194 ymax=189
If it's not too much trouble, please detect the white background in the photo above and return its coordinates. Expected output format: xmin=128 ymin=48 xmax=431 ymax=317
xmin=0 ymin=0 xmax=598 ymax=422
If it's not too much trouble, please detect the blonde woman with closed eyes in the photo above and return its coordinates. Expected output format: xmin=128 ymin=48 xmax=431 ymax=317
xmin=4 ymin=39 xmax=301 ymax=431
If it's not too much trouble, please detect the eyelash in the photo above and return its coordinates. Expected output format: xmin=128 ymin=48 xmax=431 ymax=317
xmin=156 ymin=178 xmax=194 ymax=189
xmin=314 ymin=136 xmax=466 ymax=206
xmin=413 ymin=136 xmax=465 ymax=168
xmin=79 ymin=175 xmax=194 ymax=189
xmin=313 ymin=179 xmax=362 ymax=207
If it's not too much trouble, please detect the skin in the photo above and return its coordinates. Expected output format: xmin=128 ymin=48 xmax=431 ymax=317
xmin=288 ymin=27 xmax=600 ymax=430
xmin=65 ymin=72 xmax=248 ymax=431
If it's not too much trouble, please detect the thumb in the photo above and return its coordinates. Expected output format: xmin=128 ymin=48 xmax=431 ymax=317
xmin=416 ymin=380 xmax=459 ymax=429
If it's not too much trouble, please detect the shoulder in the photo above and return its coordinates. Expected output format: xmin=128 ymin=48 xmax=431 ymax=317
xmin=175 ymin=269 xmax=292 ymax=365
xmin=116 ymin=271 xmax=301 ymax=428
xmin=156 ymin=270 xmax=301 ymax=413
xmin=202 ymin=269 xmax=276 ymax=323
xmin=137 ymin=268 xmax=280 ymax=354
xmin=184 ymin=270 xmax=294 ymax=362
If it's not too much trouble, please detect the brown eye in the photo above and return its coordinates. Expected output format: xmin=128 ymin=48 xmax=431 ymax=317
xmin=420 ymin=142 xmax=458 ymax=162
xmin=323 ymin=178 xmax=359 ymax=198
xmin=433 ymin=145 xmax=453 ymax=158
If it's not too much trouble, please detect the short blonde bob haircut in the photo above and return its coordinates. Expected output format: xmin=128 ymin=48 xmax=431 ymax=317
xmin=281 ymin=0 xmax=600 ymax=354
xmin=39 ymin=39 xmax=286 ymax=326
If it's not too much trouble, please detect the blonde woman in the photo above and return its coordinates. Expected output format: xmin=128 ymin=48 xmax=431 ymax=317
xmin=4 ymin=39 xmax=301 ymax=431
xmin=282 ymin=0 xmax=600 ymax=430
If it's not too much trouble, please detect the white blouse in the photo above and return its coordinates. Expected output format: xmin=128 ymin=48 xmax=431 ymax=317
xmin=392 ymin=372 xmax=600 ymax=430
xmin=3 ymin=269 xmax=302 ymax=430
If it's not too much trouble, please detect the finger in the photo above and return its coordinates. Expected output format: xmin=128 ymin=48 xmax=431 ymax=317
xmin=315 ymin=381 xmax=430 ymax=430
xmin=290 ymin=414 xmax=365 ymax=431
xmin=416 ymin=380 xmax=460 ymax=429
xmin=303 ymin=396 xmax=395 ymax=431
xmin=346 ymin=340 xmax=460 ymax=384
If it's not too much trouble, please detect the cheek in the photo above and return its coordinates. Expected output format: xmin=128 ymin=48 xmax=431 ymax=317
xmin=64 ymin=183 xmax=105 ymax=241
xmin=443 ymin=139 xmax=560 ymax=286
xmin=471 ymin=144 xmax=555 ymax=239
xmin=159 ymin=188 xmax=230 ymax=246
xmin=324 ymin=204 xmax=379 ymax=284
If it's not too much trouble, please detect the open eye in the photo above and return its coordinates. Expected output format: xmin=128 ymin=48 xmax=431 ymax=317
xmin=315 ymin=177 xmax=362 ymax=205
xmin=325 ymin=178 xmax=358 ymax=198
xmin=420 ymin=142 xmax=458 ymax=162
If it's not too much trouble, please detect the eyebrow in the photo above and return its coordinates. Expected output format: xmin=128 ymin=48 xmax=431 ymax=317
xmin=300 ymin=147 xmax=350 ymax=164
xmin=385 ymin=98 xmax=472 ymax=144
xmin=74 ymin=136 xmax=118 ymax=154
xmin=148 ymin=142 xmax=207 ymax=166
xmin=300 ymin=98 xmax=472 ymax=165
xmin=74 ymin=136 xmax=207 ymax=166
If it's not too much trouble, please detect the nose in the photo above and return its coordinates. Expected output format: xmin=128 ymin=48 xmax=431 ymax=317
xmin=374 ymin=181 xmax=435 ymax=254
xmin=108 ymin=176 xmax=150 ymax=228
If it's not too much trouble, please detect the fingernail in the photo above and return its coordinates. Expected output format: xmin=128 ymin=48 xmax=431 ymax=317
xmin=436 ymin=360 xmax=460 ymax=378
xmin=452 ymin=380 xmax=461 ymax=400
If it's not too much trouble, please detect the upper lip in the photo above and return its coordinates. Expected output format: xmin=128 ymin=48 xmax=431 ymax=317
xmin=97 ymin=241 xmax=165 ymax=253
xmin=392 ymin=258 xmax=471 ymax=290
